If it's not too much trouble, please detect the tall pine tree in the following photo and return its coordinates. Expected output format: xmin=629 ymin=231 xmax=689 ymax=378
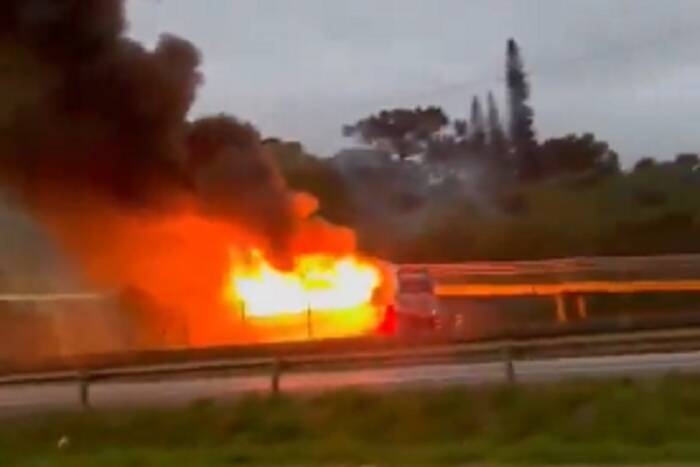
xmin=486 ymin=91 xmax=508 ymax=157
xmin=469 ymin=95 xmax=486 ymax=151
xmin=506 ymin=38 xmax=539 ymax=179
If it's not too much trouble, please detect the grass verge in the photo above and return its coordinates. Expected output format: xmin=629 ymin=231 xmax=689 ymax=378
xmin=4 ymin=374 xmax=700 ymax=465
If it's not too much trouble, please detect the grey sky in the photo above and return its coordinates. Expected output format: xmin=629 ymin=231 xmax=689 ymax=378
xmin=126 ymin=0 xmax=700 ymax=164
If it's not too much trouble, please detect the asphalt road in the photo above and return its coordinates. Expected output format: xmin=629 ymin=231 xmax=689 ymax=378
xmin=2 ymin=349 xmax=700 ymax=416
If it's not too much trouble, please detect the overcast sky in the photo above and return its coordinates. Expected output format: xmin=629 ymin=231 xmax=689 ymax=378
xmin=126 ymin=0 xmax=700 ymax=165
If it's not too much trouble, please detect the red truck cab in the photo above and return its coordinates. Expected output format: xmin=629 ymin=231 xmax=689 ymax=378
xmin=379 ymin=267 xmax=442 ymax=337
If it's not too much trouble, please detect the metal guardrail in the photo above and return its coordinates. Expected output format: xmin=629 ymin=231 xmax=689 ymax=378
xmin=402 ymin=254 xmax=700 ymax=277
xmin=4 ymin=254 xmax=700 ymax=300
xmin=2 ymin=255 xmax=700 ymax=306
xmin=2 ymin=255 xmax=700 ymax=382
xmin=0 ymin=293 xmax=105 ymax=302
xmin=400 ymin=255 xmax=700 ymax=323
xmin=3 ymin=327 xmax=700 ymax=409
xmin=435 ymin=280 xmax=700 ymax=297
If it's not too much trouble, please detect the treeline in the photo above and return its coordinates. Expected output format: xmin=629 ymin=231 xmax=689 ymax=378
xmin=268 ymin=39 xmax=700 ymax=262
xmin=342 ymin=38 xmax=621 ymax=182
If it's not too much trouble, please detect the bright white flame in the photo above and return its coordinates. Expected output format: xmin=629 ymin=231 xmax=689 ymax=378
xmin=227 ymin=250 xmax=380 ymax=318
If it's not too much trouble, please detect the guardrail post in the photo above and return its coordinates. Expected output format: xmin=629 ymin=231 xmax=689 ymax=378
xmin=575 ymin=295 xmax=588 ymax=319
xmin=554 ymin=294 xmax=567 ymax=323
xmin=271 ymin=358 xmax=283 ymax=395
xmin=78 ymin=372 xmax=91 ymax=409
xmin=502 ymin=346 xmax=516 ymax=384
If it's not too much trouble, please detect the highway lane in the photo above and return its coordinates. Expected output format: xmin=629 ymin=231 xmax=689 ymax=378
xmin=2 ymin=349 xmax=700 ymax=415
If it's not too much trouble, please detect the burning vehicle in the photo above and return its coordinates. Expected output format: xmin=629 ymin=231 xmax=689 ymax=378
xmin=0 ymin=0 xmax=395 ymax=352
xmin=379 ymin=267 xmax=446 ymax=338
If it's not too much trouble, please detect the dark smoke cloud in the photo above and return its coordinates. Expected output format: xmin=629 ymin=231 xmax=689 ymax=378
xmin=188 ymin=115 xmax=294 ymax=245
xmin=0 ymin=0 xmax=294 ymax=245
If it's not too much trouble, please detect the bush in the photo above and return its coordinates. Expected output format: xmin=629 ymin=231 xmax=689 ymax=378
xmin=634 ymin=188 xmax=668 ymax=207
xmin=9 ymin=377 xmax=700 ymax=465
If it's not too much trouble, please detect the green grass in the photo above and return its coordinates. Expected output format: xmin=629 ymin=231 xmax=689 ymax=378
xmin=5 ymin=375 xmax=700 ymax=465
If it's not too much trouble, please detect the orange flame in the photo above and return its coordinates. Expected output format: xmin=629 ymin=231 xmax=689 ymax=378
xmin=225 ymin=249 xmax=383 ymax=341
xmin=37 ymin=190 xmax=391 ymax=347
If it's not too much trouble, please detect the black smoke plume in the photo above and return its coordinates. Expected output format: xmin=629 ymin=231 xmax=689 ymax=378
xmin=0 ymin=0 xmax=295 ymax=246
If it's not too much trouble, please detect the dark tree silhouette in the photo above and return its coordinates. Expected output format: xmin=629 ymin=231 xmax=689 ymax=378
xmin=675 ymin=153 xmax=699 ymax=170
xmin=486 ymin=91 xmax=508 ymax=157
xmin=343 ymin=107 xmax=449 ymax=160
xmin=634 ymin=157 xmax=658 ymax=172
xmin=506 ymin=38 xmax=539 ymax=179
xmin=469 ymin=95 xmax=486 ymax=151
xmin=453 ymin=119 xmax=468 ymax=140
xmin=539 ymin=133 xmax=620 ymax=175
